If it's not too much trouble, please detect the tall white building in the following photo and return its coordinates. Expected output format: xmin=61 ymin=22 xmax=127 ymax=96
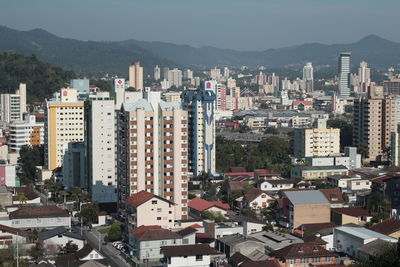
xmin=114 ymin=78 xmax=142 ymax=110
xmin=117 ymin=90 xmax=189 ymax=219
xmin=154 ymin=65 xmax=161 ymax=81
xmin=339 ymin=52 xmax=351 ymax=96
xmin=129 ymin=62 xmax=143 ymax=90
xmin=85 ymin=92 xmax=117 ymax=203
xmin=167 ymin=68 xmax=182 ymax=88
xmin=9 ymin=114 xmax=44 ymax=152
xmin=181 ymin=81 xmax=216 ymax=175
xmin=0 ymin=83 xmax=26 ymax=123
xmin=44 ymin=88 xmax=84 ymax=170
xmin=223 ymin=67 xmax=230 ymax=79
xmin=358 ymin=61 xmax=371 ymax=93
xmin=210 ymin=68 xmax=221 ymax=81
xmin=184 ymin=69 xmax=193 ymax=80
xmin=303 ymin=62 xmax=314 ymax=93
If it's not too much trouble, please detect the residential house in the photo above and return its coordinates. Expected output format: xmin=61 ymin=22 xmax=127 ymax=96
xmin=124 ymin=191 xmax=177 ymax=231
xmin=0 ymin=224 xmax=36 ymax=249
xmin=258 ymin=179 xmax=295 ymax=193
xmin=242 ymin=188 xmax=274 ymax=210
xmin=55 ymin=244 xmax=106 ymax=267
xmin=189 ymin=198 xmax=230 ymax=218
xmin=333 ymin=226 xmax=397 ymax=258
xmin=128 ymin=227 xmax=193 ymax=262
xmin=38 ymin=226 xmax=85 ymax=254
xmin=204 ymin=220 xmax=244 ymax=240
xmin=12 ymin=186 xmax=41 ymax=205
xmin=285 ymin=190 xmax=331 ymax=229
xmin=291 ymin=165 xmax=348 ymax=180
xmin=9 ymin=206 xmax=71 ymax=230
xmin=371 ymin=175 xmax=400 ymax=213
xmin=270 ymin=242 xmax=338 ymax=267
xmin=298 ymin=223 xmax=337 ymax=251
xmin=331 ymin=207 xmax=372 ymax=226
xmin=357 ymin=239 xmax=395 ymax=261
xmin=161 ymin=244 xmax=222 ymax=267
xmin=320 ymin=188 xmax=347 ymax=208
xmin=369 ymin=218 xmax=400 ymax=238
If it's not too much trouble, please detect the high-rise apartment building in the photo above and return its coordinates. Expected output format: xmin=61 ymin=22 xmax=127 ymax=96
xmin=184 ymin=69 xmax=193 ymax=80
xmin=223 ymin=67 xmax=230 ymax=79
xmin=9 ymin=114 xmax=44 ymax=152
xmin=129 ymin=62 xmax=143 ymax=90
xmin=44 ymin=88 xmax=84 ymax=170
xmin=216 ymin=84 xmax=227 ymax=111
xmin=117 ymin=90 xmax=189 ymax=220
xmin=0 ymin=83 xmax=26 ymax=123
xmin=303 ymin=62 xmax=314 ymax=93
xmin=85 ymin=92 xmax=117 ymax=203
xmin=358 ymin=61 xmax=371 ymax=93
xmin=353 ymin=85 xmax=396 ymax=162
xmin=167 ymin=68 xmax=183 ymax=88
xmin=384 ymin=78 xmax=400 ymax=95
xmin=181 ymin=81 xmax=216 ymax=176
xmin=210 ymin=68 xmax=221 ymax=81
xmin=154 ymin=65 xmax=161 ymax=81
xmin=294 ymin=119 xmax=340 ymax=158
xmin=338 ymin=52 xmax=351 ymax=96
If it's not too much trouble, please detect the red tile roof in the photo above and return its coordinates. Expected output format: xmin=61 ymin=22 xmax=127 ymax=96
xmin=189 ymin=223 xmax=203 ymax=228
xmin=223 ymin=172 xmax=254 ymax=177
xmin=332 ymin=207 xmax=372 ymax=217
xmin=124 ymin=190 xmax=174 ymax=208
xmin=299 ymin=222 xmax=337 ymax=233
xmin=271 ymin=242 xmax=337 ymax=259
xmin=292 ymin=100 xmax=313 ymax=106
xmin=188 ymin=197 xmax=230 ymax=212
xmin=132 ymin=225 xmax=162 ymax=235
xmin=254 ymin=169 xmax=279 ymax=176
xmin=369 ymin=218 xmax=400 ymax=235
xmin=0 ymin=224 xmax=36 ymax=238
xmin=320 ymin=188 xmax=345 ymax=204
xmin=196 ymin=232 xmax=214 ymax=239
xmin=9 ymin=206 xmax=69 ymax=219
xmin=133 ymin=229 xmax=181 ymax=241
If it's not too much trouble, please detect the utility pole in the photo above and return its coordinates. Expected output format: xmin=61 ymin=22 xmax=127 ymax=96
xmin=98 ymin=232 xmax=101 ymax=251
xmin=16 ymin=231 xmax=19 ymax=267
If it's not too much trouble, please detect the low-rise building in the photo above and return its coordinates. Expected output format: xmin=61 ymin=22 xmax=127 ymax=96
xmin=9 ymin=206 xmax=71 ymax=230
xmin=161 ymin=244 xmax=222 ymax=267
xmin=258 ymin=179 xmax=295 ymax=192
xmin=249 ymin=230 xmax=303 ymax=254
xmin=369 ymin=218 xmax=400 ymax=238
xmin=0 ymin=224 xmax=36 ymax=249
xmin=38 ymin=226 xmax=85 ymax=254
xmin=124 ymin=191 xmax=177 ymax=231
xmin=0 ymin=164 xmax=17 ymax=187
xmin=270 ymin=242 xmax=338 ymax=267
xmin=215 ymin=234 xmax=265 ymax=258
xmin=331 ymin=207 xmax=372 ymax=226
xmin=320 ymin=188 xmax=347 ymax=208
xmin=285 ymin=190 xmax=331 ymax=229
xmin=333 ymin=226 xmax=397 ymax=258
xmin=189 ymin=198 xmax=230 ymax=218
xmin=326 ymin=175 xmax=371 ymax=193
xmin=242 ymin=188 xmax=274 ymax=210
xmin=291 ymin=165 xmax=348 ymax=180
xmin=55 ymin=244 xmax=106 ymax=267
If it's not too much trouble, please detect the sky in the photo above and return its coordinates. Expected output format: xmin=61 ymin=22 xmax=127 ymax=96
xmin=0 ymin=0 xmax=399 ymax=51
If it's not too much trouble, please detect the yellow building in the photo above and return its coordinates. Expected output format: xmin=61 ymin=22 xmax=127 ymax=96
xmin=45 ymin=88 xmax=84 ymax=170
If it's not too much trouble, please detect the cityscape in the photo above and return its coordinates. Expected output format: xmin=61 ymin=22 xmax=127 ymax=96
xmin=0 ymin=1 xmax=400 ymax=267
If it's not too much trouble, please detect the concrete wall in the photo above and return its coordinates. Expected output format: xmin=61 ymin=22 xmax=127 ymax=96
xmin=292 ymin=203 xmax=330 ymax=229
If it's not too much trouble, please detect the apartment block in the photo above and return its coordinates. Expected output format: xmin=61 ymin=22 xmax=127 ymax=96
xmin=129 ymin=62 xmax=143 ymax=90
xmin=353 ymin=85 xmax=396 ymax=162
xmin=0 ymin=83 xmax=26 ymax=123
xmin=181 ymin=81 xmax=216 ymax=176
xmin=9 ymin=114 xmax=44 ymax=152
xmin=293 ymin=120 xmax=340 ymax=158
xmin=117 ymin=90 xmax=189 ymax=220
xmin=85 ymin=92 xmax=117 ymax=203
xmin=44 ymin=88 xmax=84 ymax=170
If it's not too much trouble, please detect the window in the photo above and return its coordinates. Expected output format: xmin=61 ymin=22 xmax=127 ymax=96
xmin=152 ymin=200 xmax=157 ymax=204
xmin=195 ymin=255 xmax=203 ymax=261
xmin=157 ymin=217 xmax=161 ymax=220
xmin=289 ymin=259 xmax=295 ymax=264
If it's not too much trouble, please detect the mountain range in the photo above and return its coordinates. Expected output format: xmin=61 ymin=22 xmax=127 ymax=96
xmin=0 ymin=25 xmax=399 ymax=76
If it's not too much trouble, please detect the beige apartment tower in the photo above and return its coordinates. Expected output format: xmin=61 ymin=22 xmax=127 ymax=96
xmin=353 ymin=85 xmax=396 ymax=162
xmin=117 ymin=90 xmax=189 ymax=220
xmin=129 ymin=62 xmax=144 ymax=90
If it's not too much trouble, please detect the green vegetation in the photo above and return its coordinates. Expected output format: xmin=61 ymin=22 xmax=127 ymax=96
xmin=18 ymin=145 xmax=44 ymax=184
xmin=0 ymin=52 xmax=76 ymax=102
xmin=105 ymin=223 xmax=122 ymax=242
xmin=264 ymin=127 xmax=279 ymax=135
xmin=353 ymin=242 xmax=400 ymax=267
xmin=98 ymin=227 xmax=110 ymax=234
xmin=59 ymin=240 xmax=78 ymax=254
xmin=365 ymin=192 xmax=391 ymax=226
xmin=200 ymin=210 xmax=226 ymax=223
xmin=216 ymin=136 xmax=292 ymax=176
xmin=78 ymin=202 xmax=100 ymax=226
xmin=327 ymin=119 xmax=353 ymax=150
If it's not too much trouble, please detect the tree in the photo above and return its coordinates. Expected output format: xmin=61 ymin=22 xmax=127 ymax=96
xmin=17 ymin=193 xmax=28 ymax=206
xmin=327 ymin=119 xmax=353 ymax=150
xmin=18 ymin=145 xmax=44 ymax=184
xmin=78 ymin=202 xmax=99 ymax=226
xmin=105 ymin=223 xmax=122 ymax=242
xmin=265 ymin=127 xmax=279 ymax=135
xmin=353 ymin=243 xmax=400 ymax=267
xmin=29 ymin=242 xmax=44 ymax=260
xmin=59 ymin=240 xmax=78 ymax=254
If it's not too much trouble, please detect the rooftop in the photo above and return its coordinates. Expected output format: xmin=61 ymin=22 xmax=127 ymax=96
xmin=300 ymin=165 xmax=348 ymax=171
xmin=161 ymin=244 xmax=221 ymax=257
xmin=357 ymin=239 xmax=393 ymax=257
xmin=249 ymin=230 xmax=303 ymax=252
xmin=38 ymin=226 xmax=84 ymax=241
xmin=0 ymin=224 xmax=36 ymax=238
xmin=132 ymin=228 xmax=182 ymax=241
xmin=270 ymin=242 xmax=337 ymax=259
xmin=334 ymin=226 xmax=397 ymax=241
xmin=369 ymin=218 xmax=400 ymax=235
xmin=124 ymin=190 xmax=174 ymax=208
xmin=320 ymin=188 xmax=345 ymax=204
xmin=188 ymin=197 xmax=229 ymax=212
xmin=9 ymin=206 xmax=69 ymax=219
xmin=331 ymin=207 xmax=372 ymax=217
xmin=285 ymin=190 xmax=329 ymax=205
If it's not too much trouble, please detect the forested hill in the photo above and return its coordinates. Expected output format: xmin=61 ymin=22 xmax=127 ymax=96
xmin=0 ymin=52 xmax=76 ymax=103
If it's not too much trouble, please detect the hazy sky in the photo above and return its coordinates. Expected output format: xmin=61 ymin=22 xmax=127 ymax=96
xmin=1 ymin=0 xmax=399 ymax=51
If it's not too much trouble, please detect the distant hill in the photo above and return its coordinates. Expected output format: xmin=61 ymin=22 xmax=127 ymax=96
xmin=0 ymin=52 xmax=76 ymax=103
xmin=1 ymin=25 xmax=399 ymax=75
xmin=0 ymin=26 xmax=173 ymax=76
xmin=122 ymin=35 xmax=400 ymax=68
